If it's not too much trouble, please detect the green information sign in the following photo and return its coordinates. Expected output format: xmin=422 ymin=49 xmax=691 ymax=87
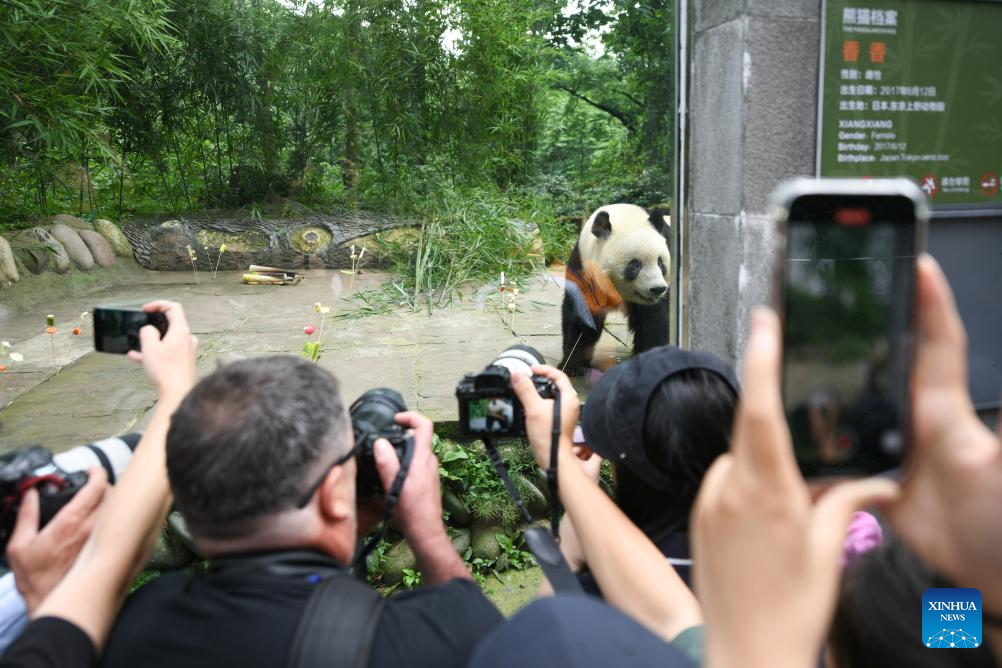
xmin=818 ymin=0 xmax=1002 ymax=207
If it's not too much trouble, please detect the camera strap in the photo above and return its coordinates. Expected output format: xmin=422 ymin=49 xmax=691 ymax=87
xmin=482 ymin=391 xmax=582 ymax=594
xmin=547 ymin=387 xmax=563 ymax=540
xmin=351 ymin=434 xmax=415 ymax=578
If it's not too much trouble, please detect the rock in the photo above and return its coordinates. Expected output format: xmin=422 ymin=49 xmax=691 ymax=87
xmin=166 ymin=511 xmax=201 ymax=556
xmin=496 ymin=552 xmax=510 ymax=572
xmin=22 ymin=227 xmax=70 ymax=274
xmin=471 ymin=526 xmax=503 ymax=561
xmin=534 ymin=468 xmax=551 ymax=502
xmin=381 ymin=540 xmax=417 ymax=586
xmin=442 ymin=488 xmax=472 ymax=526
xmin=94 ymin=219 xmax=133 ymax=258
xmin=145 ymin=522 xmax=198 ymax=571
xmin=513 ymin=473 xmax=548 ymax=517
xmin=77 ymin=229 xmax=116 ymax=267
xmin=450 ymin=528 xmax=472 ymax=555
xmin=50 ymin=213 xmax=88 ymax=230
xmin=6 ymin=229 xmax=50 ymax=274
xmin=0 ymin=236 xmax=21 ymax=283
xmin=49 ymin=224 xmax=94 ymax=271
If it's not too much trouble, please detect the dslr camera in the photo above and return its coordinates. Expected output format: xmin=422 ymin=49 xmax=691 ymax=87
xmin=349 ymin=388 xmax=414 ymax=498
xmin=0 ymin=434 xmax=139 ymax=555
xmin=456 ymin=345 xmax=555 ymax=438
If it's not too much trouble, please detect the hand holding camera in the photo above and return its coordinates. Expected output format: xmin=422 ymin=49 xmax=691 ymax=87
xmin=456 ymin=345 xmax=558 ymax=438
xmin=509 ymin=365 xmax=580 ymax=470
xmin=373 ymin=412 xmax=446 ymax=547
xmin=350 ymin=389 xmax=467 ymax=583
xmin=123 ymin=300 xmax=198 ymax=400
xmin=7 ymin=467 xmax=108 ymax=614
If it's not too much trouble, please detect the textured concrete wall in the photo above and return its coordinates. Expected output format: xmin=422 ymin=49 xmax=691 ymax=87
xmin=685 ymin=0 xmax=821 ymax=367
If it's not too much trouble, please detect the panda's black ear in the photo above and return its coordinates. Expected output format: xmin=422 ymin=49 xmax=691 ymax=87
xmin=647 ymin=207 xmax=671 ymax=237
xmin=591 ymin=210 xmax=612 ymax=240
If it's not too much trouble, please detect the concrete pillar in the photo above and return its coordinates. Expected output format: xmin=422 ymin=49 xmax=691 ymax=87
xmin=683 ymin=0 xmax=821 ymax=367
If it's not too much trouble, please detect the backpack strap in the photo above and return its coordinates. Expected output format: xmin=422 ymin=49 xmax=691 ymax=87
xmin=287 ymin=573 xmax=386 ymax=668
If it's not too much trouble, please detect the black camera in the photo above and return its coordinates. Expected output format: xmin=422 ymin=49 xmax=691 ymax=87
xmin=0 ymin=434 xmax=140 ymax=555
xmin=349 ymin=388 xmax=414 ymax=498
xmin=456 ymin=345 xmax=556 ymax=438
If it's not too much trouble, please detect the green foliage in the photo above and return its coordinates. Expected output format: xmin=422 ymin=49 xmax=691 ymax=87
xmin=435 ymin=437 xmax=536 ymax=531
xmin=496 ymin=532 xmax=536 ymax=571
xmin=401 ymin=568 xmax=422 ymax=589
xmin=130 ymin=568 xmax=162 ymax=593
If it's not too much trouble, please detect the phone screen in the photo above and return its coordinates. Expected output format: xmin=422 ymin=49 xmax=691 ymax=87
xmin=782 ymin=194 xmax=918 ymax=476
xmin=93 ymin=308 xmax=167 ymax=354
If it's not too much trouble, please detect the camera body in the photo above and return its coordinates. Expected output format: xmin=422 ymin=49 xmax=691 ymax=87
xmin=0 ymin=447 xmax=88 ymax=555
xmin=456 ymin=345 xmax=555 ymax=438
xmin=349 ymin=388 xmax=413 ymax=498
xmin=0 ymin=435 xmax=139 ymax=556
xmin=93 ymin=307 xmax=168 ymax=354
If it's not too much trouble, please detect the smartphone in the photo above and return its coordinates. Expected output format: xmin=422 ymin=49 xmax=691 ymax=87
xmin=772 ymin=178 xmax=928 ymax=477
xmin=93 ymin=307 xmax=168 ymax=354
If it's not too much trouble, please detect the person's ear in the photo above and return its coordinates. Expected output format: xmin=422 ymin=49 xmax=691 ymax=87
xmin=318 ymin=462 xmax=354 ymax=523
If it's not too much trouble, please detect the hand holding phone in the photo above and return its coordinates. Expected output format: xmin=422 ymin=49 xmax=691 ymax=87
xmin=93 ymin=307 xmax=169 ymax=354
xmin=772 ymin=178 xmax=929 ymax=477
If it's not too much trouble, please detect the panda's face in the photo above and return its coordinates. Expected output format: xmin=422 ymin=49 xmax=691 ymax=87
xmin=602 ymin=235 xmax=670 ymax=305
xmin=580 ymin=204 xmax=671 ymax=306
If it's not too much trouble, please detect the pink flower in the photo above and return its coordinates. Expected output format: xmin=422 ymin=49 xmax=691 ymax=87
xmin=304 ymin=325 xmax=317 ymax=336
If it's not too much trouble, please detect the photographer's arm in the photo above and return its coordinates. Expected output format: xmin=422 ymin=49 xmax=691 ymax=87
xmin=34 ymin=301 xmax=197 ymax=651
xmin=512 ymin=369 xmax=702 ymax=643
xmin=374 ymin=412 xmax=471 ymax=585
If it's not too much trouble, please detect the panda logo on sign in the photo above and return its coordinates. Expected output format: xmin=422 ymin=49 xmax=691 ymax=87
xmin=560 ymin=203 xmax=671 ymax=375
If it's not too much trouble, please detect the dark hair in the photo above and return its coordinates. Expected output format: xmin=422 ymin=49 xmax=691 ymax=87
xmin=166 ymin=356 xmax=351 ymax=539
xmin=614 ymin=369 xmax=736 ymax=542
xmin=830 ymin=538 xmax=997 ymax=667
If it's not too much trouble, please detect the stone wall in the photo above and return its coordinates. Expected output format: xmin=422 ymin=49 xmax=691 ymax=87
xmin=684 ymin=0 xmax=821 ymax=367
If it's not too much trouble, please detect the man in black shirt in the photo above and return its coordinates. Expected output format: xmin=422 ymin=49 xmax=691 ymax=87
xmin=101 ymin=356 xmax=502 ymax=668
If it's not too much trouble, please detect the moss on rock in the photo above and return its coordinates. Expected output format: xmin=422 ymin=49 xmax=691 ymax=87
xmin=195 ymin=228 xmax=270 ymax=253
xmin=288 ymin=226 xmax=332 ymax=254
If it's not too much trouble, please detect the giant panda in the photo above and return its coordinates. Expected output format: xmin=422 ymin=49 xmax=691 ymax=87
xmin=560 ymin=203 xmax=671 ymax=375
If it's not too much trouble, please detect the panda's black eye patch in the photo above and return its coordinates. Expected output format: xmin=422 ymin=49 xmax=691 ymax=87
xmin=624 ymin=259 xmax=643 ymax=281
xmin=658 ymin=257 xmax=666 ymax=275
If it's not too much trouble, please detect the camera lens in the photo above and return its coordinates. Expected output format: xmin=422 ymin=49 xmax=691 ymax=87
xmin=350 ymin=388 xmax=406 ymax=446
xmin=350 ymin=388 xmax=408 ymax=497
xmin=52 ymin=434 xmax=141 ymax=485
xmin=489 ymin=345 xmax=546 ymax=377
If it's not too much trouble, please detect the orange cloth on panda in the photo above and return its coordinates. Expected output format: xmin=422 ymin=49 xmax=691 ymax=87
xmin=566 ymin=260 xmax=624 ymax=316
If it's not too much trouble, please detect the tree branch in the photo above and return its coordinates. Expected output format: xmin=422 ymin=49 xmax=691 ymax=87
xmin=553 ymin=82 xmax=637 ymax=134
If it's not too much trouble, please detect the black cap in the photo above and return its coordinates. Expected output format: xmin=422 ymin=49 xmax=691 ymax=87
xmin=581 ymin=345 xmax=739 ymax=489
xmin=469 ymin=595 xmax=695 ymax=668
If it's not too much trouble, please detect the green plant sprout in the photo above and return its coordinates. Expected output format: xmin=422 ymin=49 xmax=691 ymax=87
xmin=301 ymin=302 xmax=333 ymax=363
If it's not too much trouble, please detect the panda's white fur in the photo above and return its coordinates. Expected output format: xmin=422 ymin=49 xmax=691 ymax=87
xmin=578 ymin=203 xmax=670 ymax=307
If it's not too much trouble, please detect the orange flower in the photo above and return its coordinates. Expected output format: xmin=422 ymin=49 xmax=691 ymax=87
xmin=0 ymin=365 xmax=7 ymax=372
xmin=46 ymin=327 xmax=56 ymax=334
xmin=72 ymin=327 xmax=81 ymax=336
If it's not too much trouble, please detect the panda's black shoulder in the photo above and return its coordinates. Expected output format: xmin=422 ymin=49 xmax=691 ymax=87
xmin=567 ymin=239 xmax=584 ymax=271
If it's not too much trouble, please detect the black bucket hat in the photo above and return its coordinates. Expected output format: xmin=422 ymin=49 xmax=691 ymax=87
xmin=581 ymin=345 xmax=740 ymax=489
